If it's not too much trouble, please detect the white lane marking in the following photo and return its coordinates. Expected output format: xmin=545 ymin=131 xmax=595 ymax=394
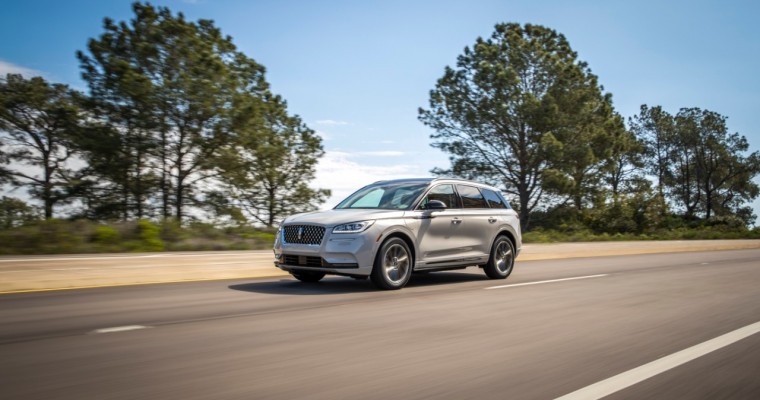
xmin=0 ymin=255 xmax=163 ymax=263
xmin=485 ymin=274 xmax=608 ymax=290
xmin=108 ymin=262 xmax=251 ymax=269
xmin=90 ymin=325 xmax=150 ymax=334
xmin=49 ymin=268 xmax=93 ymax=271
xmin=0 ymin=261 xmax=252 ymax=272
xmin=0 ymin=270 xmax=33 ymax=273
xmin=0 ymin=267 xmax=95 ymax=273
xmin=555 ymin=321 xmax=760 ymax=400
xmin=207 ymin=262 xmax=252 ymax=266
xmin=0 ymin=252 xmax=266 ymax=263
xmin=156 ymin=252 xmax=262 ymax=258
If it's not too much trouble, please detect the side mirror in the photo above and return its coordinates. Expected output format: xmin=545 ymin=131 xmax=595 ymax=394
xmin=425 ymin=200 xmax=447 ymax=210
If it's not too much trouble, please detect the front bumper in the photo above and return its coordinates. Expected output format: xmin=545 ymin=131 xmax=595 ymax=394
xmin=273 ymin=226 xmax=379 ymax=276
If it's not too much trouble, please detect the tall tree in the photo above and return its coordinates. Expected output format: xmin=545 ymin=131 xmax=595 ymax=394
xmin=78 ymin=2 xmax=269 ymax=222
xmin=677 ymin=108 xmax=760 ymax=220
xmin=629 ymin=105 xmax=675 ymax=199
xmin=214 ymin=93 xmax=329 ymax=227
xmin=0 ymin=141 xmax=11 ymax=184
xmin=0 ymin=196 xmax=38 ymax=229
xmin=0 ymin=74 xmax=83 ymax=219
xmin=71 ymin=117 xmax=154 ymax=220
xmin=602 ymin=124 xmax=646 ymax=200
xmin=420 ymin=23 xmax=620 ymax=230
xmin=632 ymin=105 xmax=760 ymax=222
xmin=545 ymin=102 xmax=626 ymax=212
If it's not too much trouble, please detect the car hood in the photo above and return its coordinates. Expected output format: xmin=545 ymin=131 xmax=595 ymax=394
xmin=283 ymin=209 xmax=406 ymax=227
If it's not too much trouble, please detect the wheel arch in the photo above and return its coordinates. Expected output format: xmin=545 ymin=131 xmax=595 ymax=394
xmin=380 ymin=231 xmax=417 ymax=267
xmin=492 ymin=228 xmax=518 ymax=254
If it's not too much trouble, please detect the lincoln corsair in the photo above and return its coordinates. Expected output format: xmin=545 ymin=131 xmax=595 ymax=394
xmin=273 ymin=178 xmax=521 ymax=290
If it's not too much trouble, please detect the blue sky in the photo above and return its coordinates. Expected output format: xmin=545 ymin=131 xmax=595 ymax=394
xmin=1 ymin=0 xmax=759 ymax=214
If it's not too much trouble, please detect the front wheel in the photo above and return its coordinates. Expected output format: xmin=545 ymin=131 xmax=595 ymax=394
xmin=291 ymin=271 xmax=325 ymax=283
xmin=484 ymin=236 xmax=515 ymax=279
xmin=371 ymin=238 xmax=413 ymax=290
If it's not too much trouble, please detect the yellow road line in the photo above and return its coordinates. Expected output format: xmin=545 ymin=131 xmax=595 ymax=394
xmin=0 ymin=273 xmax=289 ymax=295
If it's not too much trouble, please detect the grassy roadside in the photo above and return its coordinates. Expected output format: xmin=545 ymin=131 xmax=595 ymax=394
xmin=0 ymin=219 xmax=276 ymax=255
xmin=0 ymin=219 xmax=758 ymax=255
xmin=523 ymin=226 xmax=760 ymax=243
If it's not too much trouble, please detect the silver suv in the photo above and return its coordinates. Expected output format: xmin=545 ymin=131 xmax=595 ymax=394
xmin=273 ymin=178 xmax=521 ymax=290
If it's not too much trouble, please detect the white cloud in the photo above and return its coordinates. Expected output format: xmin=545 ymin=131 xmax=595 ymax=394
xmin=314 ymin=129 xmax=331 ymax=141
xmin=312 ymin=151 xmax=427 ymax=209
xmin=0 ymin=60 xmax=44 ymax=78
xmin=315 ymin=119 xmax=349 ymax=126
xmin=355 ymin=150 xmax=405 ymax=157
xmin=330 ymin=150 xmax=405 ymax=158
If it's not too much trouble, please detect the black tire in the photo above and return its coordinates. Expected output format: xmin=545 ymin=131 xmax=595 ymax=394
xmin=370 ymin=237 xmax=413 ymax=290
xmin=484 ymin=236 xmax=515 ymax=279
xmin=291 ymin=271 xmax=326 ymax=283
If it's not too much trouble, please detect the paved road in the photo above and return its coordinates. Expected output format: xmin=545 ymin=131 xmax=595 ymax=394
xmin=2 ymin=249 xmax=759 ymax=399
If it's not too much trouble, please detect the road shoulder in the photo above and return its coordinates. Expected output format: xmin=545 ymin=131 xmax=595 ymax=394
xmin=1 ymin=240 xmax=758 ymax=294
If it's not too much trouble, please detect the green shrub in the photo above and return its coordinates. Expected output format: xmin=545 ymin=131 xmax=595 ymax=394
xmin=93 ymin=225 xmax=120 ymax=244
xmin=136 ymin=219 xmax=165 ymax=252
xmin=159 ymin=218 xmax=188 ymax=242
xmin=0 ymin=218 xmax=278 ymax=254
xmin=522 ymin=226 xmax=760 ymax=243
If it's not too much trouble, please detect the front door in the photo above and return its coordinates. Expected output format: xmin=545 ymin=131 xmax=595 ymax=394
xmin=405 ymin=184 xmax=467 ymax=266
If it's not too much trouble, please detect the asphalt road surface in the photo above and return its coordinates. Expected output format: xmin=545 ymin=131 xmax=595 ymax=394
xmin=2 ymin=249 xmax=759 ymax=399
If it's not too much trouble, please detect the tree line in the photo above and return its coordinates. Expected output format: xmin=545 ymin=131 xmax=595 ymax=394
xmin=420 ymin=23 xmax=760 ymax=232
xmin=0 ymin=3 xmax=328 ymax=228
xmin=1 ymin=11 xmax=758 ymax=236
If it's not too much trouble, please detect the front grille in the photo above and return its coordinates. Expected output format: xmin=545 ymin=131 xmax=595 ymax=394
xmin=283 ymin=225 xmax=325 ymax=245
xmin=283 ymin=254 xmax=323 ymax=267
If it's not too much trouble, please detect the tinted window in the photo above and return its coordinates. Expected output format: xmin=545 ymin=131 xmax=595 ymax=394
xmin=482 ymin=189 xmax=508 ymax=209
xmin=456 ymin=185 xmax=488 ymax=209
xmin=350 ymin=188 xmax=383 ymax=208
xmin=336 ymin=182 xmax=428 ymax=210
xmin=419 ymin=184 xmax=461 ymax=209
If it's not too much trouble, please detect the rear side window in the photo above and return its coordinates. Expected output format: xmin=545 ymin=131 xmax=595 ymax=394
xmin=456 ymin=185 xmax=488 ymax=209
xmin=482 ymin=189 xmax=508 ymax=209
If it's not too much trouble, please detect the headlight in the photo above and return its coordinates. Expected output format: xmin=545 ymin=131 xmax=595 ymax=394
xmin=332 ymin=220 xmax=375 ymax=234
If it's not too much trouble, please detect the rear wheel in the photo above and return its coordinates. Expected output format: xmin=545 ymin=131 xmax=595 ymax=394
xmin=484 ymin=236 xmax=515 ymax=279
xmin=371 ymin=237 xmax=412 ymax=290
xmin=291 ymin=271 xmax=325 ymax=283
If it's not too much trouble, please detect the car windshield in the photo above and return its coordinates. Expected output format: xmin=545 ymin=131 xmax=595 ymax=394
xmin=335 ymin=182 xmax=429 ymax=210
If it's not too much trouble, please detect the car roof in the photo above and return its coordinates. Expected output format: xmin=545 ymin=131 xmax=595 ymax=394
xmin=371 ymin=178 xmax=435 ymax=185
xmin=372 ymin=177 xmax=499 ymax=190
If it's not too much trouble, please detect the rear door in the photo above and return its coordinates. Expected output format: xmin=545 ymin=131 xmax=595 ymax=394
xmin=454 ymin=184 xmax=497 ymax=258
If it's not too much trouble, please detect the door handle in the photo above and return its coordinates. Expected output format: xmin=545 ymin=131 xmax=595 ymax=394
xmin=451 ymin=218 xmax=462 ymax=224
xmin=488 ymin=217 xmax=498 ymax=223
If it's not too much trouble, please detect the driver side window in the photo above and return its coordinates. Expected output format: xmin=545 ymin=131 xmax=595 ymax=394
xmin=419 ymin=184 xmax=461 ymax=209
